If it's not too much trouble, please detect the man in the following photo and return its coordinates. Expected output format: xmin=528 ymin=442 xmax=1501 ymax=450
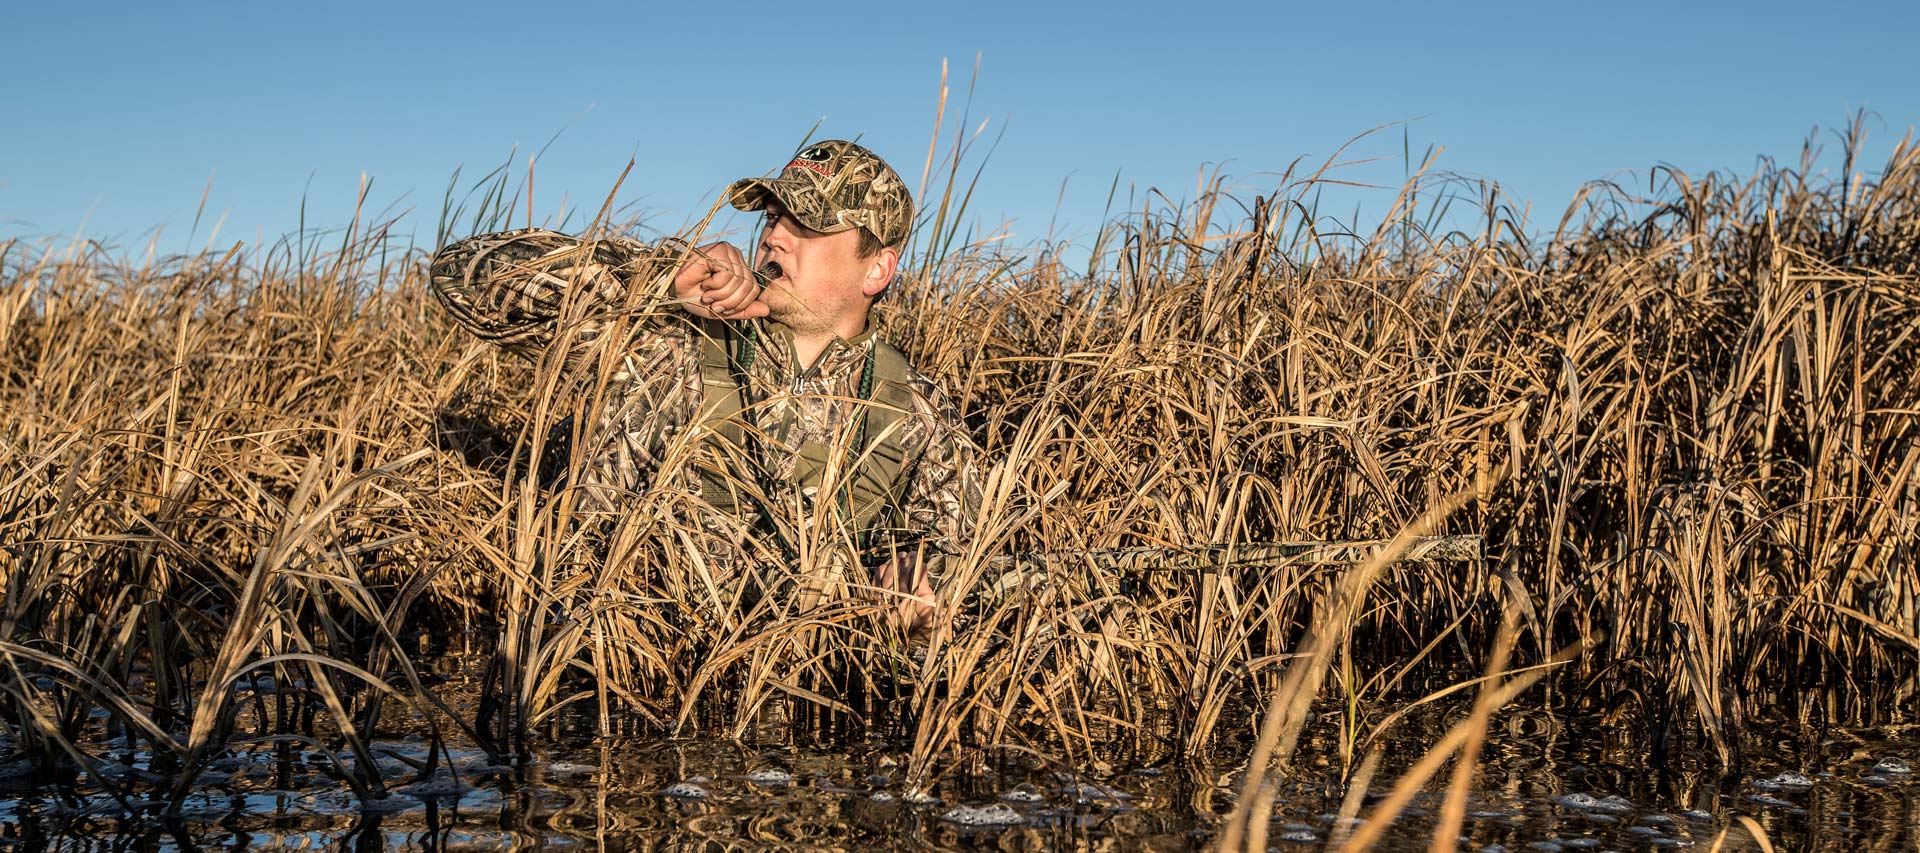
xmin=429 ymin=140 xmax=981 ymax=632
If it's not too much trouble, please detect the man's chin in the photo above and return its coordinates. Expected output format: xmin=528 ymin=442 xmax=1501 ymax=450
xmin=761 ymin=301 xmax=795 ymax=325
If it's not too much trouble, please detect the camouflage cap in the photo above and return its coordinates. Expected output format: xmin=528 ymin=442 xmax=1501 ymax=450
xmin=727 ymin=140 xmax=913 ymax=248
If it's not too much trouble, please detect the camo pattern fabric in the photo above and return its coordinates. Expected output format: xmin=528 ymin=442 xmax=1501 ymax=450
xmin=427 ymin=228 xmax=981 ymax=590
xmin=726 ymin=139 xmax=914 ymax=248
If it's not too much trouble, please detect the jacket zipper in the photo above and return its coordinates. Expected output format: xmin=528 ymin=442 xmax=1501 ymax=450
xmin=785 ymin=335 xmax=834 ymax=394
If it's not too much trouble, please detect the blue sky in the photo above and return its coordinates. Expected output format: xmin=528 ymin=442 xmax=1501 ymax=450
xmin=5 ymin=0 xmax=1917 ymax=260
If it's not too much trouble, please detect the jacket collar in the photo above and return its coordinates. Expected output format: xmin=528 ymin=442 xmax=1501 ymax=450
xmin=754 ymin=320 xmax=877 ymax=380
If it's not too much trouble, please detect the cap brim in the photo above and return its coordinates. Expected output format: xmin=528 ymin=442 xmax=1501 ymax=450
xmin=725 ymin=178 xmax=777 ymax=211
xmin=724 ymin=176 xmax=855 ymax=234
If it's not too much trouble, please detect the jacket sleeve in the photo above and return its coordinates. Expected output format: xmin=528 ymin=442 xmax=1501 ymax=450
xmin=428 ymin=228 xmax=678 ymax=370
xmin=896 ymin=380 xmax=985 ymax=584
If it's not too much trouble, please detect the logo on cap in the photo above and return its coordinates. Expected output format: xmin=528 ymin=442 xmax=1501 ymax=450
xmin=786 ymin=145 xmax=836 ymax=177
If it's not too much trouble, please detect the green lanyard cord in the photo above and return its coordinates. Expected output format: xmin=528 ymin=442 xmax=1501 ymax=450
xmin=726 ymin=322 xmax=882 ymax=558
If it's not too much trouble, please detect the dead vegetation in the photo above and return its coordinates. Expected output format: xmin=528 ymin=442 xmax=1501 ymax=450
xmin=1 ymin=121 xmax=1914 ymax=833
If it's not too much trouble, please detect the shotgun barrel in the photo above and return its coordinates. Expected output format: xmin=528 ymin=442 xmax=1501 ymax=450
xmin=986 ymin=534 xmax=1482 ymax=579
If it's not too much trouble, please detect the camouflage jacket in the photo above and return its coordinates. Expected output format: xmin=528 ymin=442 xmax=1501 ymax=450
xmin=427 ymin=229 xmax=982 ymax=584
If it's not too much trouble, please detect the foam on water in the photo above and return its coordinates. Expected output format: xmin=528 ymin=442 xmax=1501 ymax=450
xmin=939 ymin=803 xmax=1026 ymax=826
xmin=1058 ymin=780 xmax=1133 ymax=803
xmin=1751 ymin=771 xmax=1814 ymax=792
xmin=1550 ymin=793 xmax=1633 ymax=814
xmin=662 ymin=782 xmax=709 ymax=800
xmin=999 ymin=785 xmax=1045 ymax=803
xmin=743 ymin=768 xmax=793 ymax=786
xmin=1271 ymin=827 xmax=1318 ymax=843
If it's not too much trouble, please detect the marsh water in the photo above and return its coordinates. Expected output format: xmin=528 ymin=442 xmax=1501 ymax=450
xmin=1 ymin=672 xmax=1913 ymax=851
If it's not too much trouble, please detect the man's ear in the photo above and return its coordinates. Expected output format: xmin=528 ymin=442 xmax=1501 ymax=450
xmin=861 ymin=246 xmax=900 ymax=298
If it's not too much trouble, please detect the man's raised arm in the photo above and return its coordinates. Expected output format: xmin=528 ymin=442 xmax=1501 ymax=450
xmin=428 ymin=228 xmax=666 ymax=364
xmin=429 ymin=229 xmax=766 ymax=363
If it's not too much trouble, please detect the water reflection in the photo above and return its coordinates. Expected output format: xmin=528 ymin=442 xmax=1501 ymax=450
xmin=0 ymin=713 xmax=1911 ymax=851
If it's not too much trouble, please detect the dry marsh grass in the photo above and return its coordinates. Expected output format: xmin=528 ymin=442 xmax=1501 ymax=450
xmin=1 ymin=123 xmax=1915 ymax=827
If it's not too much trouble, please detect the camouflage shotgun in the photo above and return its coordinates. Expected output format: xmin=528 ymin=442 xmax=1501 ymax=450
xmin=990 ymin=535 xmax=1481 ymax=575
xmin=968 ymin=536 xmax=1483 ymax=606
xmin=979 ymin=535 xmax=1481 ymax=594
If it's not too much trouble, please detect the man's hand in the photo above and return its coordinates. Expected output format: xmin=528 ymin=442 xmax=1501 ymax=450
xmin=672 ymin=241 xmax=768 ymax=320
xmin=874 ymin=549 xmax=937 ymax=635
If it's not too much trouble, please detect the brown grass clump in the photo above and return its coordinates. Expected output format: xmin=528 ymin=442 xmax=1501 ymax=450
xmin=1 ymin=120 xmax=1915 ymax=810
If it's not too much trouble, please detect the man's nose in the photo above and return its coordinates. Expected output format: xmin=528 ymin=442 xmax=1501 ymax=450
xmin=759 ymin=221 xmax=789 ymax=253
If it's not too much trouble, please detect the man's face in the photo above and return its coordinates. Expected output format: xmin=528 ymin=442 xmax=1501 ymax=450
xmin=754 ymin=200 xmax=875 ymax=332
